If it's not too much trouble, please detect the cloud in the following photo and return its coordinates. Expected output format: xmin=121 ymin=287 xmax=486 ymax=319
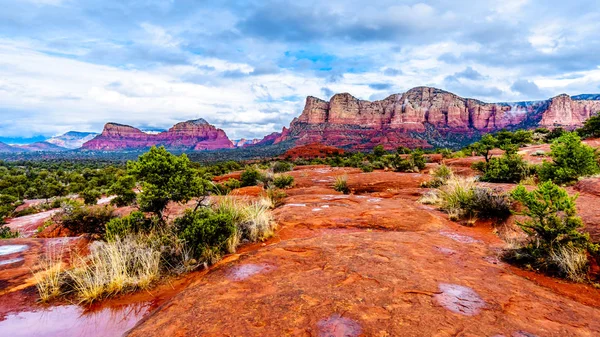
xmin=511 ymin=79 xmax=543 ymax=98
xmin=321 ymin=87 xmax=334 ymax=98
xmin=383 ymin=68 xmax=402 ymax=76
xmin=368 ymin=83 xmax=393 ymax=90
xmin=1 ymin=0 xmax=600 ymax=141
xmin=445 ymin=66 xmax=486 ymax=82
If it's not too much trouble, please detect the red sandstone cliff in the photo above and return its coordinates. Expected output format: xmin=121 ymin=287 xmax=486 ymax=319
xmin=258 ymin=87 xmax=600 ymax=149
xmin=82 ymin=119 xmax=234 ymax=151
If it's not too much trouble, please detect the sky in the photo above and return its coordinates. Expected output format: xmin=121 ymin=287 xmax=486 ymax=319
xmin=1 ymin=0 xmax=600 ymax=142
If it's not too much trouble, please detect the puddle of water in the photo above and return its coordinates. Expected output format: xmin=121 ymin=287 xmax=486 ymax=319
xmin=227 ymin=264 xmax=274 ymax=281
xmin=0 ymin=303 xmax=151 ymax=337
xmin=321 ymin=205 xmax=330 ymax=208
xmin=439 ymin=231 xmax=481 ymax=244
xmin=317 ymin=314 xmax=362 ymax=337
xmin=285 ymin=204 xmax=306 ymax=207
xmin=312 ymin=208 xmax=322 ymax=212
xmin=434 ymin=283 xmax=486 ymax=316
xmin=0 ymin=245 xmax=29 ymax=256
xmin=0 ymin=257 xmax=25 ymax=266
xmin=367 ymin=198 xmax=382 ymax=202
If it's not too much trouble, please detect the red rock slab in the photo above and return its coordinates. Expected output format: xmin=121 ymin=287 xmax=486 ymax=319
xmin=6 ymin=210 xmax=60 ymax=238
xmin=345 ymin=171 xmax=429 ymax=194
xmin=229 ymin=186 xmax=265 ymax=197
xmin=128 ymin=230 xmax=600 ymax=337
xmin=212 ymin=171 xmax=242 ymax=183
xmin=575 ymin=178 xmax=600 ymax=198
xmin=273 ymin=194 xmax=448 ymax=232
xmin=288 ymin=167 xmax=363 ymax=189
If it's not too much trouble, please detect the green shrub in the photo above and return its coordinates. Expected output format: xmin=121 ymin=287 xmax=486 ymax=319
xmin=272 ymin=161 xmax=293 ymax=173
xmin=240 ymin=167 xmax=265 ymax=187
xmin=423 ymin=164 xmax=453 ymax=188
xmin=477 ymin=152 xmax=531 ymax=183
xmin=546 ymin=127 xmax=566 ymax=142
xmin=538 ymin=132 xmax=599 ymax=184
xmin=333 ymin=175 xmax=349 ymax=194
xmin=578 ymin=113 xmax=600 ymax=139
xmin=105 ymin=211 xmax=155 ymax=241
xmin=174 ymin=208 xmax=237 ymax=264
xmin=108 ymin=175 xmax=137 ymax=207
xmin=410 ymin=149 xmax=426 ymax=171
xmin=273 ymin=175 xmax=294 ymax=189
xmin=438 ymin=177 xmax=510 ymax=222
xmin=60 ymin=204 xmax=116 ymax=235
xmin=0 ymin=224 xmax=18 ymax=239
xmin=373 ymin=145 xmax=386 ymax=157
xmin=266 ymin=187 xmax=287 ymax=208
xmin=359 ymin=162 xmax=374 ymax=172
xmin=397 ymin=146 xmax=411 ymax=154
xmin=390 ymin=155 xmax=414 ymax=172
xmin=81 ymin=188 xmax=101 ymax=205
xmin=507 ymin=181 xmax=598 ymax=281
xmin=470 ymin=188 xmax=511 ymax=220
xmin=438 ymin=148 xmax=453 ymax=159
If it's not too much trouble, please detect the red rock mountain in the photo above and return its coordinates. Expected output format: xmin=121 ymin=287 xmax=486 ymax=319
xmin=82 ymin=119 xmax=234 ymax=151
xmin=257 ymin=87 xmax=600 ymax=149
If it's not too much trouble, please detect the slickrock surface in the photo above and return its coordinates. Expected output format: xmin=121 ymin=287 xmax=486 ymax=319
xmin=129 ymin=167 xmax=600 ymax=337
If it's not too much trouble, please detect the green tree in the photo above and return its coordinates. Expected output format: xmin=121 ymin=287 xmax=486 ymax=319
xmin=396 ymin=146 xmax=411 ymax=155
xmin=240 ymin=167 xmax=264 ymax=187
xmin=538 ymin=132 xmax=599 ymax=183
xmin=510 ymin=182 xmax=598 ymax=278
xmin=468 ymin=134 xmax=498 ymax=163
xmin=109 ymin=175 xmax=137 ymax=207
xmin=577 ymin=113 xmax=600 ymax=139
xmin=81 ymin=188 xmax=101 ymax=205
xmin=372 ymin=145 xmax=386 ymax=157
xmin=127 ymin=146 xmax=196 ymax=218
xmin=410 ymin=149 xmax=426 ymax=171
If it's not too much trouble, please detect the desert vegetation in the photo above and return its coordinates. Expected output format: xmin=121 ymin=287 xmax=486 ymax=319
xmin=507 ymin=182 xmax=598 ymax=281
xmin=31 ymin=146 xmax=277 ymax=303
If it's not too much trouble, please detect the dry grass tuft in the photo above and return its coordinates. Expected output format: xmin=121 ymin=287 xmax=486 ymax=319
xmin=67 ymin=236 xmax=161 ymax=303
xmin=550 ymin=245 xmax=589 ymax=282
xmin=33 ymin=250 xmax=64 ymax=302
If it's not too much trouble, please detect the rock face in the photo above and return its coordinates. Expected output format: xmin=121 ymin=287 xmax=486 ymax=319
xmin=259 ymin=87 xmax=600 ymax=149
xmin=82 ymin=118 xmax=234 ymax=151
xmin=46 ymin=131 xmax=98 ymax=149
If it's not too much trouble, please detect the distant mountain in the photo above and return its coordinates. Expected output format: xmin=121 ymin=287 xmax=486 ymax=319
xmin=0 ymin=141 xmax=21 ymax=153
xmin=18 ymin=141 xmax=69 ymax=152
xmin=233 ymin=138 xmax=260 ymax=147
xmin=82 ymin=118 xmax=234 ymax=151
xmin=255 ymin=86 xmax=600 ymax=149
xmin=47 ymin=131 xmax=98 ymax=149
